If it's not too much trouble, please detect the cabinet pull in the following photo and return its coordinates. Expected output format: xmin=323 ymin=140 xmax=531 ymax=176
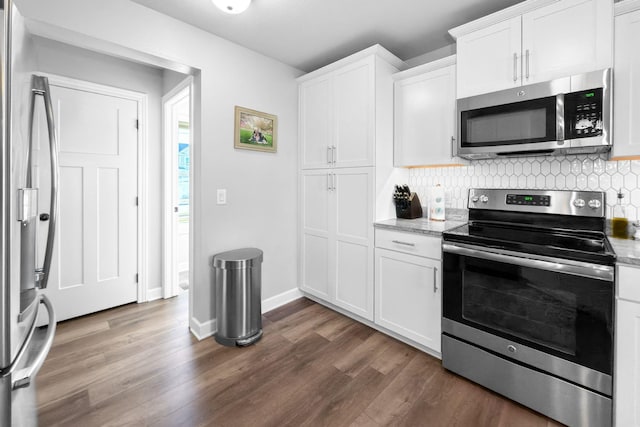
xmin=451 ymin=136 xmax=456 ymax=159
xmin=513 ymin=53 xmax=518 ymax=82
xmin=327 ymin=173 xmax=331 ymax=191
xmin=332 ymin=145 xmax=337 ymax=165
xmin=391 ymin=240 xmax=415 ymax=247
xmin=433 ymin=267 xmax=438 ymax=293
xmin=327 ymin=146 xmax=332 ymax=164
xmin=525 ymin=49 xmax=530 ymax=80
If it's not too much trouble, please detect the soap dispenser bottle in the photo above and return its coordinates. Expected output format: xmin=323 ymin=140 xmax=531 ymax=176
xmin=611 ymin=189 xmax=629 ymax=238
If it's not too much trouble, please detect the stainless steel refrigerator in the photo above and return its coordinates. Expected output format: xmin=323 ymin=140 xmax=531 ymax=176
xmin=1 ymin=0 xmax=58 ymax=425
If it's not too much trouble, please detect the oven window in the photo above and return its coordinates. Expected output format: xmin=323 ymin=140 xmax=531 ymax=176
xmin=443 ymin=253 xmax=613 ymax=374
xmin=460 ymin=96 xmax=557 ymax=147
xmin=463 ymin=269 xmax=577 ymax=355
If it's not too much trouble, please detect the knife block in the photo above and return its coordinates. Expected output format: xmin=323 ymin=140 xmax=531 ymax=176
xmin=395 ymin=193 xmax=423 ymax=219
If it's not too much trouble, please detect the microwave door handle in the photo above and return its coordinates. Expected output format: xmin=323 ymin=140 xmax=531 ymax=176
xmin=31 ymin=76 xmax=59 ymax=289
xmin=557 ymin=93 xmax=565 ymax=141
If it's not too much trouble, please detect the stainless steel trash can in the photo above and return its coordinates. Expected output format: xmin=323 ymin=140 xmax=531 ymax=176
xmin=212 ymin=248 xmax=263 ymax=347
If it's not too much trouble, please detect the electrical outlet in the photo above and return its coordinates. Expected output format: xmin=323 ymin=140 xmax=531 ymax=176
xmin=217 ymin=189 xmax=227 ymax=205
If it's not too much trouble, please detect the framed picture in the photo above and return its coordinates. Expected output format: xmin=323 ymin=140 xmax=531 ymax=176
xmin=234 ymin=106 xmax=278 ymax=153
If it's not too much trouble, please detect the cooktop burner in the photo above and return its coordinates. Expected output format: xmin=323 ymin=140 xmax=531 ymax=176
xmin=442 ymin=189 xmax=617 ymax=266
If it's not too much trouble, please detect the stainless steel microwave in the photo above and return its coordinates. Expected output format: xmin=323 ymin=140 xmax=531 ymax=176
xmin=456 ymin=69 xmax=612 ymax=160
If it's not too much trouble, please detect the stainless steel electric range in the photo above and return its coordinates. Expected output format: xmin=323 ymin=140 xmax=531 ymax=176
xmin=442 ymin=189 xmax=615 ymax=427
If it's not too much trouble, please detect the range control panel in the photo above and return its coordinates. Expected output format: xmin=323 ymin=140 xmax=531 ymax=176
xmin=468 ymin=189 xmax=605 ymax=218
xmin=506 ymin=194 xmax=550 ymax=207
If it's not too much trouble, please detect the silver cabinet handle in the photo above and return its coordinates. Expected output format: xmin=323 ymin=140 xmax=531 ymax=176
xmin=391 ymin=240 xmax=415 ymax=247
xmin=12 ymin=294 xmax=57 ymax=389
xmin=442 ymin=243 xmax=614 ymax=282
xmin=29 ymin=76 xmax=59 ymax=289
xmin=525 ymin=49 xmax=530 ymax=80
xmin=327 ymin=173 xmax=331 ymax=191
xmin=433 ymin=267 xmax=438 ymax=293
xmin=513 ymin=53 xmax=518 ymax=82
xmin=332 ymin=173 xmax=336 ymax=191
xmin=331 ymin=145 xmax=336 ymax=165
xmin=450 ymin=136 xmax=456 ymax=159
xmin=327 ymin=146 xmax=331 ymax=164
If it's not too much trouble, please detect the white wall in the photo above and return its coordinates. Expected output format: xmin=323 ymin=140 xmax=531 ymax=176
xmin=32 ymin=36 xmax=169 ymax=295
xmin=17 ymin=0 xmax=302 ymax=332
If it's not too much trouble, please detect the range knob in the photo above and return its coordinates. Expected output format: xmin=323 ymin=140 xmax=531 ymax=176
xmin=588 ymin=199 xmax=602 ymax=209
xmin=573 ymin=199 xmax=585 ymax=208
xmin=479 ymin=195 xmax=489 ymax=203
xmin=471 ymin=196 xmax=479 ymax=203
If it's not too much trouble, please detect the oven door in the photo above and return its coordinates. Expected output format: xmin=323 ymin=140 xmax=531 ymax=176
xmin=442 ymin=242 xmax=613 ymax=395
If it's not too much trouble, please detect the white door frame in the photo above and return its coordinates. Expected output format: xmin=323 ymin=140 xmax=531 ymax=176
xmin=162 ymin=76 xmax=193 ymax=299
xmin=36 ymin=72 xmax=149 ymax=303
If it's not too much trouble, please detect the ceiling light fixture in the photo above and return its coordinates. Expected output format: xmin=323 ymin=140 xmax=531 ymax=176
xmin=211 ymin=0 xmax=251 ymax=14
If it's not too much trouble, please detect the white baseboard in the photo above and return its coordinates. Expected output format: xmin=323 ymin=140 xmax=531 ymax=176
xmin=147 ymin=287 xmax=162 ymax=302
xmin=262 ymin=288 xmax=303 ymax=313
xmin=188 ymin=288 xmax=302 ymax=341
xmin=190 ymin=316 xmax=216 ymax=341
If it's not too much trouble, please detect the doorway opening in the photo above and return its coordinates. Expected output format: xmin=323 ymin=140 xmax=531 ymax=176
xmin=163 ymin=78 xmax=192 ymax=298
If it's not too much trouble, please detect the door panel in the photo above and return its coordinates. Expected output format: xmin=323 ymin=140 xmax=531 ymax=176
xmin=522 ymin=0 xmax=612 ymax=84
xmin=375 ymin=248 xmax=441 ymax=351
xmin=334 ymin=60 xmax=374 ymax=167
xmin=300 ymin=77 xmax=332 ymax=169
xmin=456 ymin=17 xmax=522 ymax=98
xmin=332 ymin=168 xmax=374 ymax=320
xmin=36 ymin=83 xmax=138 ymax=321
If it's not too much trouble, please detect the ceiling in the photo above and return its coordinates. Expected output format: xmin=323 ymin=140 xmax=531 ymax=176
xmin=130 ymin=0 xmax=525 ymax=72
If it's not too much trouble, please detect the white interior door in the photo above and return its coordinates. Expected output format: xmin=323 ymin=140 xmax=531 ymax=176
xmin=35 ymin=82 xmax=139 ymax=322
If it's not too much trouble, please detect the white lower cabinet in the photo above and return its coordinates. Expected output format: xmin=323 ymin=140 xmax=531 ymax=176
xmin=615 ymin=264 xmax=640 ymax=427
xmin=374 ymin=230 xmax=442 ymax=354
xmin=299 ymin=168 xmax=374 ymax=320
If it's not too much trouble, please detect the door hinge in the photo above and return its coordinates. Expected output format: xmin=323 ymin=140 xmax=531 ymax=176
xmin=135 ymin=119 xmax=139 ymax=130
xmin=135 ymin=196 xmax=139 ymax=206
xmin=135 ymin=273 xmax=139 ymax=283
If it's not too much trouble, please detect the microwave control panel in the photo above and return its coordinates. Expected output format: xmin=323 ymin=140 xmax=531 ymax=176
xmin=564 ymin=88 xmax=603 ymax=139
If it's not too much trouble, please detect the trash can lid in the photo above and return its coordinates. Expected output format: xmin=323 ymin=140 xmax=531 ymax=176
xmin=212 ymin=248 xmax=263 ymax=269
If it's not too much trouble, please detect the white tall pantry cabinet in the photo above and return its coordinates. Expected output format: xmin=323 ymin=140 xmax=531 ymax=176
xmin=298 ymin=45 xmax=404 ymax=321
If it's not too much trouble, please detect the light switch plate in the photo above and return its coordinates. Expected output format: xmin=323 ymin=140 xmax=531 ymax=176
xmin=217 ymin=189 xmax=227 ymax=205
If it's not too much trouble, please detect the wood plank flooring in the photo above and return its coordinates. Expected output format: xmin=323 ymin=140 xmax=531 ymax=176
xmin=36 ymin=295 xmax=562 ymax=426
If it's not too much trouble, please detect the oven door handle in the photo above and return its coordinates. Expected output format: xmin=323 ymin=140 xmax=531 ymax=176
xmin=442 ymin=243 xmax=614 ymax=282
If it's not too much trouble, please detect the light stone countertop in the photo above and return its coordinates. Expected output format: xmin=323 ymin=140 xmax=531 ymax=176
xmin=373 ymin=217 xmax=466 ymax=237
xmin=608 ymin=236 xmax=640 ymax=267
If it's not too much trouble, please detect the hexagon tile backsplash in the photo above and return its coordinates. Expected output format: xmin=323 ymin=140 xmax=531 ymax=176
xmin=408 ymin=154 xmax=640 ymax=221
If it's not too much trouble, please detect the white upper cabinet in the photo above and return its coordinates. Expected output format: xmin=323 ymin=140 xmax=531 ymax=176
xmin=522 ymin=0 xmax=613 ymax=85
xmin=299 ymin=76 xmax=333 ymax=169
xmin=451 ymin=0 xmax=613 ymax=99
xmin=456 ymin=17 xmax=522 ymax=99
xmin=612 ymin=1 xmax=640 ymax=159
xmin=393 ymin=57 xmax=463 ymax=167
xmin=298 ymin=45 xmax=404 ymax=169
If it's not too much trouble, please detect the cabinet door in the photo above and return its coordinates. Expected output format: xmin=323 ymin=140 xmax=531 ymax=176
xmin=522 ymin=0 xmax=613 ymax=85
xmin=615 ymin=299 xmax=640 ymax=427
xmin=612 ymin=8 xmax=640 ymax=159
xmin=299 ymin=170 xmax=330 ymax=299
xmin=456 ymin=17 xmax=522 ymax=98
xmin=375 ymin=248 xmax=441 ymax=352
xmin=300 ymin=76 xmax=333 ymax=169
xmin=333 ymin=58 xmax=375 ymax=168
xmin=332 ymin=167 xmax=374 ymax=320
xmin=394 ymin=64 xmax=457 ymax=167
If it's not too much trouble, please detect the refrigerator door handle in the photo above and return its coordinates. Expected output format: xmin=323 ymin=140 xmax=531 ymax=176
xmin=12 ymin=294 xmax=57 ymax=390
xmin=30 ymin=76 xmax=59 ymax=289
xmin=0 ymin=296 xmax=40 ymax=379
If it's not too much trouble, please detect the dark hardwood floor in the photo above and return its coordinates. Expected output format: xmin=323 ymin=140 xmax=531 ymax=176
xmin=36 ymin=295 xmax=562 ymax=426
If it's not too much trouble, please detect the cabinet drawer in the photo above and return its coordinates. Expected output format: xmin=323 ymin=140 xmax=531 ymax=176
xmin=375 ymin=228 xmax=441 ymax=259
xmin=618 ymin=264 xmax=640 ymax=303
